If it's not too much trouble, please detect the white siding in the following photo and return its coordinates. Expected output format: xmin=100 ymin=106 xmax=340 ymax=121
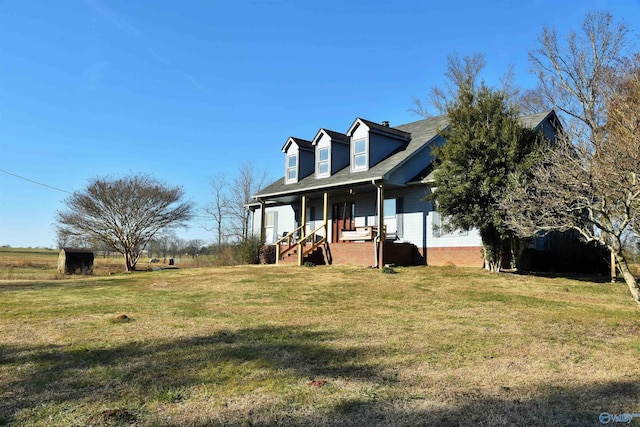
xmin=426 ymin=211 xmax=482 ymax=248
xmin=351 ymin=124 xmax=369 ymax=142
xmin=252 ymin=205 xmax=296 ymax=244
xmin=381 ymin=186 xmax=483 ymax=249
xmin=395 ymin=188 xmax=430 ymax=246
xmin=401 ymin=211 xmax=427 ymax=246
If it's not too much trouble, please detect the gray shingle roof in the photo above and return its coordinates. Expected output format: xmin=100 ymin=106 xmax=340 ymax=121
xmin=355 ymin=118 xmax=412 ymax=140
xmin=281 ymin=136 xmax=313 ymax=152
xmin=519 ymin=110 xmax=556 ymax=129
xmin=319 ymin=129 xmax=349 ymax=144
xmin=255 ymin=111 xmax=555 ymax=200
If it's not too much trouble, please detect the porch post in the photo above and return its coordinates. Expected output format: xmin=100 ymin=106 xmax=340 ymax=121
xmin=259 ymin=199 xmax=266 ymax=244
xmin=377 ymin=183 xmax=385 ymax=268
xmin=298 ymin=195 xmax=307 ymax=266
xmin=301 ymin=195 xmax=307 ymax=239
xmin=323 ymin=192 xmax=329 ymax=240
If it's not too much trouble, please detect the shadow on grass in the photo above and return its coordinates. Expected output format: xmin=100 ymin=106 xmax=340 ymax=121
xmin=513 ymin=270 xmax=615 ymax=284
xmin=5 ymin=326 xmax=640 ymax=426
xmin=2 ymin=325 xmax=638 ymax=426
xmin=313 ymin=380 xmax=640 ymax=426
xmin=0 ymin=325 xmax=380 ymax=425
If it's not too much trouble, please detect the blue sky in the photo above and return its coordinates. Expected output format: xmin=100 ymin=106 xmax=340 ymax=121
xmin=1 ymin=0 xmax=638 ymax=248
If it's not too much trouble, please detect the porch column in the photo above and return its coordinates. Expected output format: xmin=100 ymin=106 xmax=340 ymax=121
xmin=301 ymin=195 xmax=307 ymax=239
xmin=377 ymin=182 xmax=385 ymax=268
xmin=323 ymin=192 xmax=329 ymax=240
xmin=259 ymin=199 xmax=266 ymax=244
xmin=298 ymin=195 xmax=308 ymax=266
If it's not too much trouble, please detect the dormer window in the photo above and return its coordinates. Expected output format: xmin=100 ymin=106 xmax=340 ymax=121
xmin=353 ymin=138 xmax=368 ymax=171
xmin=286 ymin=154 xmax=297 ymax=182
xmin=317 ymin=147 xmax=329 ymax=177
xmin=282 ymin=136 xmax=314 ymax=184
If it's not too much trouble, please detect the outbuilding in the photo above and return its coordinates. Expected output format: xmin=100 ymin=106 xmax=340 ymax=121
xmin=58 ymin=248 xmax=94 ymax=275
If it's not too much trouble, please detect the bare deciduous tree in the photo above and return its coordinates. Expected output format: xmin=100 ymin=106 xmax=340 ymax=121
xmin=528 ymin=11 xmax=630 ymax=135
xmin=184 ymin=239 xmax=204 ymax=258
xmin=410 ymin=52 xmax=487 ymax=117
xmin=411 ymin=53 xmax=528 ymax=117
xmin=503 ymin=12 xmax=640 ymax=302
xmin=203 ymin=173 xmax=228 ymax=245
xmin=517 ymin=88 xmax=553 ymax=114
xmin=503 ymin=123 xmax=640 ymax=300
xmin=226 ymin=161 xmax=269 ymax=242
xmin=56 ymin=174 xmax=194 ymax=271
xmin=149 ymin=230 xmax=179 ymax=260
xmin=606 ymin=62 xmax=640 ymax=240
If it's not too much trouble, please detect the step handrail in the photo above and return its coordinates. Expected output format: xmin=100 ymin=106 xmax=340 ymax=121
xmin=275 ymin=224 xmax=305 ymax=263
xmin=299 ymin=223 xmax=328 ymax=260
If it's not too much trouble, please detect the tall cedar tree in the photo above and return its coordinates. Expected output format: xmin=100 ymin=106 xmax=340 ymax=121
xmin=430 ymin=84 xmax=544 ymax=272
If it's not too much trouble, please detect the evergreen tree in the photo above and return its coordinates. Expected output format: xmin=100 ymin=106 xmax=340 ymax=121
xmin=430 ymin=83 xmax=545 ymax=272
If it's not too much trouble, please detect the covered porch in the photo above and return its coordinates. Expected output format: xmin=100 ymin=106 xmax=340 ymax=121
xmin=252 ymin=181 xmax=411 ymax=268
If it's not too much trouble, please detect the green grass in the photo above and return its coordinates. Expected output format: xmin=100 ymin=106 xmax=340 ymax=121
xmin=1 ymin=260 xmax=639 ymax=426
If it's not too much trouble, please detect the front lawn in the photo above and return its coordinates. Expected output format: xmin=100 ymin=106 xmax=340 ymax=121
xmin=1 ymin=265 xmax=638 ymax=426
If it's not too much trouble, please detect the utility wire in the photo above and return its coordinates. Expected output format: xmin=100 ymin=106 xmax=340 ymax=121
xmin=0 ymin=169 xmax=73 ymax=194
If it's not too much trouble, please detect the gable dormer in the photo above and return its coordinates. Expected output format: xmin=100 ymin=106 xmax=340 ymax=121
xmin=311 ymin=129 xmax=349 ymax=178
xmin=281 ymin=137 xmax=314 ymax=184
xmin=346 ymin=118 xmax=411 ymax=172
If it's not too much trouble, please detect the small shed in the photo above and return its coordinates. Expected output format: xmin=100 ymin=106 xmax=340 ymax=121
xmin=58 ymin=248 xmax=94 ymax=275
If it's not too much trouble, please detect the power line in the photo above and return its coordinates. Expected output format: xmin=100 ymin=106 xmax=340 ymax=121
xmin=0 ymin=169 xmax=72 ymax=194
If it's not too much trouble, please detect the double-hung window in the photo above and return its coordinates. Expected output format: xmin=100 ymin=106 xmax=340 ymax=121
xmin=265 ymin=211 xmax=277 ymax=243
xmin=317 ymin=147 xmax=329 ymax=177
xmin=286 ymin=155 xmax=297 ymax=182
xmin=432 ymin=212 xmax=468 ymax=237
xmin=353 ymin=138 xmax=367 ymax=171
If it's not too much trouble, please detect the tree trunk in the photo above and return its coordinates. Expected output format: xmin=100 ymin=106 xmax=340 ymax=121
xmin=614 ymin=251 xmax=640 ymax=303
xmin=509 ymin=235 xmax=518 ymax=270
xmin=124 ymin=252 xmax=137 ymax=272
xmin=481 ymin=226 xmax=503 ymax=273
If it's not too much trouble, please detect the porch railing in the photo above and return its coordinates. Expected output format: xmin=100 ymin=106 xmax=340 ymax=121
xmin=275 ymin=223 xmax=328 ymax=265
xmin=275 ymin=224 xmax=305 ymax=263
xmin=298 ymin=223 xmax=327 ymax=265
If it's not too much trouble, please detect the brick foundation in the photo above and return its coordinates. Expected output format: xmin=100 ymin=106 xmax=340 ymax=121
xmin=424 ymin=246 xmax=484 ymax=267
xmin=279 ymin=242 xmax=379 ymax=266
xmin=276 ymin=243 xmax=483 ymax=267
xmin=329 ymin=242 xmax=377 ymax=266
xmin=278 ymin=242 xmax=425 ymax=267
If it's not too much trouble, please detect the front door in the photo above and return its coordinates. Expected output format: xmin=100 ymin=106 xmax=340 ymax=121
xmin=332 ymin=202 xmax=355 ymax=243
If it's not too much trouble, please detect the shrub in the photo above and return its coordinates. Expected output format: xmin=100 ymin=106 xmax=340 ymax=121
xmin=382 ymin=265 xmax=396 ymax=274
xmin=236 ymin=235 xmax=263 ymax=265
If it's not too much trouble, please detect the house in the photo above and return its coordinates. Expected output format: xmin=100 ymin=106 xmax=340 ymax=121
xmin=250 ymin=110 xmax=560 ymax=268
